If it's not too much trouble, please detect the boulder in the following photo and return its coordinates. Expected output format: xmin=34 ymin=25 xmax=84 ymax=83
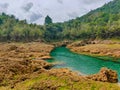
xmin=86 ymin=67 xmax=118 ymax=83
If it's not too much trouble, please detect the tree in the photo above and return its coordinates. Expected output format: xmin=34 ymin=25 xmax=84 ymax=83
xmin=44 ymin=15 xmax=52 ymax=25
xmin=0 ymin=19 xmax=3 ymax=25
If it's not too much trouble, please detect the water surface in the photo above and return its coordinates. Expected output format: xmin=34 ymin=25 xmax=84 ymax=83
xmin=47 ymin=47 xmax=120 ymax=79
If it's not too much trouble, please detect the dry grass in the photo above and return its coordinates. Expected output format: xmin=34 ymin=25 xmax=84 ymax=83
xmin=0 ymin=42 xmax=120 ymax=90
xmin=68 ymin=41 xmax=120 ymax=60
xmin=0 ymin=42 xmax=54 ymax=89
xmin=0 ymin=42 xmax=54 ymax=60
xmin=1 ymin=71 xmax=120 ymax=90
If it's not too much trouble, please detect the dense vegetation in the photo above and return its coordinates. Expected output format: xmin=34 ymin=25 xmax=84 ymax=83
xmin=0 ymin=0 xmax=120 ymax=42
xmin=45 ymin=15 xmax=53 ymax=25
xmin=0 ymin=13 xmax=45 ymax=42
xmin=61 ymin=0 xmax=120 ymax=40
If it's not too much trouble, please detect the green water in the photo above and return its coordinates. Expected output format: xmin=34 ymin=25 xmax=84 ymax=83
xmin=47 ymin=47 xmax=120 ymax=80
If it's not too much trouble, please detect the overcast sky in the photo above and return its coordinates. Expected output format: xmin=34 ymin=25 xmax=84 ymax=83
xmin=0 ymin=0 xmax=112 ymax=24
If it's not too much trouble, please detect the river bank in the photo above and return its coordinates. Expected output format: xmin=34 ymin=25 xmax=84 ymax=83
xmin=0 ymin=42 xmax=54 ymax=88
xmin=0 ymin=42 xmax=120 ymax=90
xmin=67 ymin=40 xmax=120 ymax=62
xmin=0 ymin=42 xmax=54 ymax=60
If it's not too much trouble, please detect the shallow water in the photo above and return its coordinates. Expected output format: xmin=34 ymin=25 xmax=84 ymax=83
xmin=47 ymin=47 xmax=120 ymax=80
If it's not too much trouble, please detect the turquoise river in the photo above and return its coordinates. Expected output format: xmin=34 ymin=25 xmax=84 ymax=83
xmin=47 ymin=47 xmax=120 ymax=80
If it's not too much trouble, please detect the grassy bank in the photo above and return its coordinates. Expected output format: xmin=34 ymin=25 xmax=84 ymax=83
xmin=73 ymin=51 xmax=120 ymax=62
xmin=1 ymin=69 xmax=120 ymax=90
xmin=67 ymin=40 xmax=120 ymax=62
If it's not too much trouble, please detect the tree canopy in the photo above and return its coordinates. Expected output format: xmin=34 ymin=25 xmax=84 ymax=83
xmin=44 ymin=15 xmax=53 ymax=25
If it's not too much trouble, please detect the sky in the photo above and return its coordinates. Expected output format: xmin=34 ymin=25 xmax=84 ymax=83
xmin=0 ymin=0 xmax=112 ymax=25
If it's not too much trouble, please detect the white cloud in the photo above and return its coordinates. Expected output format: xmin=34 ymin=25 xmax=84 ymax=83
xmin=0 ymin=3 xmax=9 ymax=13
xmin=0 ymin=0 xmax=112 ymax=24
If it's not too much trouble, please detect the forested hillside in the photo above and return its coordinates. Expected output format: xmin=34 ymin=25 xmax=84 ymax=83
xmin=61 ymin=0 xmax=120 ymax=40
xmin=0 ymin=0 xmax=120 ymax=42
xmin=0 ymin=13 xmax=45 ymax=41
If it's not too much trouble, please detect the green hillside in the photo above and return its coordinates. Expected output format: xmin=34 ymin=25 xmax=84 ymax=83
xmin=0 ymin=0 xmax=120 ymax=42
xmin=61 ymin=0 xmax=120 ymax=40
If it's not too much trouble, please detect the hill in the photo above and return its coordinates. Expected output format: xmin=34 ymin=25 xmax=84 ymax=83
xmin=60 ymin=0 xmax=120 ymax=40
xmin=0 ymin=0 xmax=120 ymax=42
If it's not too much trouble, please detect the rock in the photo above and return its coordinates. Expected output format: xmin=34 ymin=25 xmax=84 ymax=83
xmin=86 ymin=67 xmax=118 ymax=83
